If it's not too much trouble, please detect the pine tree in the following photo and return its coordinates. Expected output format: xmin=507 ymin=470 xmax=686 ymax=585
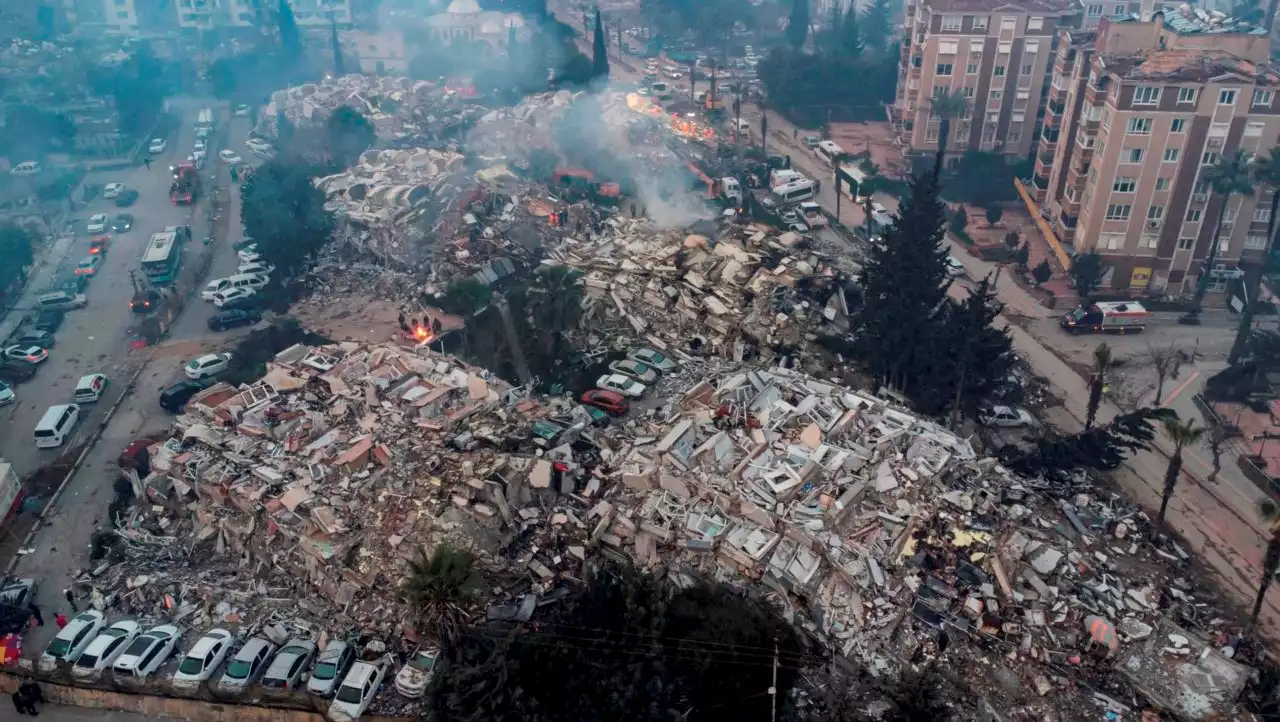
xmin=933 ymin=276 xmax=1014 ymax=418
xmin=277 ymin=0 xmax=302 ymax=66
xmin=850 ymin=172 xmax=950 ymax=395
xmin=861 ymin=0 xmax=892 ymax=54
xmin=330 ymin=19 xmax=345 ymax=76
xmin=840 ymin=6 xmax=864 ymax=59
xmin=786 ymin=0 xmax=811 ymax=49
xmin=592 ymin=9 xmax=609 ymax=79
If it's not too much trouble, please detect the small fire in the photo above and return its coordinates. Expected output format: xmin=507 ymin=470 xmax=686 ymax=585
xmin=412 ymin=325 xmax=432 ymax=343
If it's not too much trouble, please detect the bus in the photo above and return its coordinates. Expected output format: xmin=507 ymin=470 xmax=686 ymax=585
xmin=195 ymin=108 xmax=215 ymax=134
xmin=140 ymin=230 xmax=183 ymax=285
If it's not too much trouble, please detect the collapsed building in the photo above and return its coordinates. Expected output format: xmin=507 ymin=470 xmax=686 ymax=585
xmin=89 ymin=339 xmax=1256 ymax=719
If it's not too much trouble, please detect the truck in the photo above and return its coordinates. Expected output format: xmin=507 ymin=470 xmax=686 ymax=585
xmin=1060 ymin=301 xmax=1150 ymax=334
xmin=715 ymin=177 xmax=743 ymax=205
xmin=169 ymin=162 xmax=199 ymax=205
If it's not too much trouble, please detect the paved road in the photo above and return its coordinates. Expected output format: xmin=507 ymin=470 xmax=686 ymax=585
xmin=5 ymin=103 xmax=256 ymax=659
xmin=25 ymin=703 xmax=158 ymax=721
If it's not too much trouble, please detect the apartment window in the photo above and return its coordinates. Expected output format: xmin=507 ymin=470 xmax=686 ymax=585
xmin=1202 ymin=151 xmax=1221 ymax=165
xmin=1178 ymin=237 xmax=1195 ymax=250
xmin=1016 ymin=90 xmax=1030 ymax=100
xmin=1170 ymin=118 xmax=1186 ymax=133
xmin=1100 ymin=107 xmax=1112 ymax=130
xmin=1012 ymin=112 xmax=1025 ymax=122
xmin=941 ymin=15 xmax=962 ymax=31
xmin=937 ymin=63 xmax=954 ymax=76
xmin=1220 ymin=238 xmax=1231 ymax=252
xmin=1100 ymin=233 xmax=1125 ymax=250
xmin=1105 ymin=204 xmax=1132 ymax=220
xmin=1001 ymin=15 xmax=1017 ymax=29
xmin=1148 ymin=205 xmax=1165 ymax=220
xmin=1140 ymin=234 xmax=1159 ymax=249
xmin=1133 ymin=86 xmax=1161 ymax=105
xmin=998 ymin=41 xmax=1013 ymax=54
xmin=925 ymin=126 xmax=940 ymax=142
xmin=1177 ymin=88 xmax=1197 ymax=103
xmin=1219 ymin=89 xmax=1238 ymax=106
xmin=1163 ymin=148 xmax=1179 ymax=162
xmin=1127 ymin=117 xmax=1152 ymax=135
xmin=939 ymin=40 xmax=959 ymax=54
xmin=1020 ymin=63 xmax=1033 ymax=75
xmin=116 ymin=9 xmax=129 ymax=17
xmin=1112 ymin=4 xmax=1127 ymax=17
xmin=1008 ymin=128 xmax=1022 ymax=143
xmin=1124 ymin=148 xmax=1144 ymax=163
xmin=1027 ymin=16 xmax=1044 ymax=30
xmin=971 ymin=40 xmax=985 ymax=53
xmin=1025 ymin=41 xmax=1040 ymax=53
xmin=1086 ymin=4 xmax=1103 ymax=16
xmin=933 ymin=85 xmax=949 ymax=101
xmin=1113 ymin=177 xmax=1137 ymax=192
xmin=973 ymin=15 xmax=988 ymax=29
xmin=1247 ymin=234 xmax=1269 ymax=249
xmin=1156 ymin=177 xmax=1171 ymax=191
xmin=1256 ymin=207 xmax=1272 ymax=223
xmin=966 ymin=63 xmax=979 ymax=74
xmin=1246 ymin=121 xmax=1265 ymax=137
xmin=990 ymin=90 xmax=1003 ymax=100
xmin=1255 ymin=90 xmax=1274 ymax=107
xmin=1187 ymin=208 xmax=1203 ymax=222
xmin=962 ymin=86 xmax=975 ymax=98
xmin=994 ymin=65 xmax=1006 ymax=77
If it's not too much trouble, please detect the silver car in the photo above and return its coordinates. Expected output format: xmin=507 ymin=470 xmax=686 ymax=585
xmin=261 ymin=638 xmax=316 ymax=692
xmin=306 ymin=640 xmax=355 ymax=697
xmin=216 ymin=637 xmax=275 ymax=692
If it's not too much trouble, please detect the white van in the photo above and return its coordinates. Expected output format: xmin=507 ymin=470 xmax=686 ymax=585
xmin=734 ymin=119 xmax=751 ymax=134
xmin=769 ymin=169 xmax=805 ymax=189
xmin=228 ymin=272 xmax=269 ymax=291
xmin=36 ymin=291 xmax=87 ymax=311
xmin=34 ymin=403 xmax=80 ymax=448
xmin=816 ymin=140 xmax=845 ymax=167
xmin=771 ymin=179 xmax=817 ymax=205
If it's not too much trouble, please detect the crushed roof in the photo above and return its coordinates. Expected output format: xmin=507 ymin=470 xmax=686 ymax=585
xmin=1100 ymin=49 xmax=1280 ymax=84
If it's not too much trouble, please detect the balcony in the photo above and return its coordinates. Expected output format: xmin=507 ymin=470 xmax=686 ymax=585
xmin=1047 ymin=99 xmax=1065 ymax=115
xmin=1032 ymin=174 xmax=1050 ymax=190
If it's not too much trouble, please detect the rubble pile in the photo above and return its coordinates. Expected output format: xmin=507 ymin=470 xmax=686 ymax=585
xmin=467 ymin=90 xmax=640 ymax=166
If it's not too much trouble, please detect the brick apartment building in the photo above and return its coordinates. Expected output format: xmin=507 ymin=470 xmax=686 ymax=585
xmin=1032 ymin=6 xmax=1278 ymax=292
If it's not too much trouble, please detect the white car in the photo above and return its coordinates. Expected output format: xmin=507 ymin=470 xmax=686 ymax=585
xmin=608 ymin=359 xmax=658 ymax=384
xmin=38 ymin=610 xmax=106 ymax=672
xmin=946 ymin=256 xmax=966 ymax=278
xmin=237 ymin=246 xmax=260 ymax=263
xmin=628 ymin=347 xmax=678 ymax=372
xmin=86 ymin=213 xmax=108 ymax=234
xmin=193 ymin=139 xmax=207 ymax=154
xmin=596 ymin=374 xmax=646 ymax=398
xmin=172 ymin=628 xmax=234 ymax=690
xmin=213 ymin=287 xmax=258 ymax=308
xmin=73 ymin=373 xmax=109 ymax=403
xmin=112 ymin=624 xmax=181 ymax=680
xmin=148 ymin=137 xmax=167 ymax=153
xmin=307 ymin=640 xmax=355 ymax=697
xmin=233 ymin=104 xmax=251 ymax=116
xmin=219 ymin=149 xmax=242 ymax=164
xmin=237 ymin=261 xmax=275 ymax=277
xmin=394 ymin=648 xmax=438 ymax=699
xmin=185 ymin=353 xmax=232 ymax=380
xmin=0 ymin=380 xmax=14 ymax=407
xmin=102 ymin=182 xmax=125 ymax=199
xmin=329 ymin=656 xmax=392 ymax=721
xmin=978 ymin=405 xmax=1034 ymax=428
xmin=5 ymin=345 xmax=48 ymax=364
xmin=202 ymin=278 xmax=233 ymax=301
xmin=72 ymin=620 xmax=141 ymax=679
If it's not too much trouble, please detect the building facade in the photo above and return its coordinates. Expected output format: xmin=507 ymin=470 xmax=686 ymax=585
xmin=1032 ymin=8 xmax=1277 ymax=292
xmin=343 ymin=30 xmax=408 ymax=75
xmin=175 ymin=0 xmax=349 ymax=30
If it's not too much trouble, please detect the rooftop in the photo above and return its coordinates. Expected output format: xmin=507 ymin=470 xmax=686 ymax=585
xmin=1100 ymin=48 xmax=1279 ymax=83
xmin=921 ymin=0 xmax=1077 ymax=15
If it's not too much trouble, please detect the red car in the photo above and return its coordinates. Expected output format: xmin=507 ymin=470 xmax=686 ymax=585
xmin=88 ymin=236 xmax=110 ymax=255
xmin=581 ymin=389 xmax=629 ymax=416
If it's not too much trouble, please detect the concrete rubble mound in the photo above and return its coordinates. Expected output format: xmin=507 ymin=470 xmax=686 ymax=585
xmin=81 ymin=336 xmax=1254 ymax=719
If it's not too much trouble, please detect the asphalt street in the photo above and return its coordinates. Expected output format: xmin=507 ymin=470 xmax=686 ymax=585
xmin=17 ymin=703 xmax=159 ymax=721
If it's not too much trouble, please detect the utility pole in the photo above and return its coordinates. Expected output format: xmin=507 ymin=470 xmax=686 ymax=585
xmin=769 ymin=639 xmax=779 ymax=722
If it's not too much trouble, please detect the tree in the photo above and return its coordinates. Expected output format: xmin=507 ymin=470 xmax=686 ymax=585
xmin=860 ymin=0 xmax=893 ymax=54
xmin=591 ymin=9 xmax=609 ymax=79
xmin=402 ymin=545 xmax=483 ymax=642
xmin=1145 ymin=342 xmax=1180 ymax=406
xmin=331 ymin=19 xmax=345 ymax=76
xmin=325 ymin=106 xmax=375 ymax=167
xmin=786 ymin=0 xmax=811 ymax=49
xmin=850 ymin=171 xmax=951 ymax=396
xmin=1085 ymin=342 xmax=1112 ymax=430
xmin=1070 ymin=251 xmax=1107 ymax=300
xmin=986 ymin=205 xmax=1003 ymax=227
xmin=929 ymin=89 xmax=967 ymax=179
xmin=240 ymin=157 xmax=333 ymax=279
xmin=1251 ymin=500 xmax=1280 ymax=628
xmin=1192 ymin=150 xmax=1255 ymax=316
xmin=948 ymin=207 xmax=967 ymax=237
xmin=934 ymin=276 xmax=1015 ymax=419
xmin=1031 ymin=259 xmax=1052 ymax=286
xmin=0 ymin=222 xmax=38 ymax=293
xmin=1153 ymin=417 xmax=1204 ymax=540
xmin=1002 ymin=407 xmax=1176 ymax=478
xmin=429 ymin=559 xmax=807 ymax=722
xmin=1013 ymin=243 xmax=1030 ymax=269
xmin=276 ymin=0 xmax=302 ymax=66
xmin=839 ymin=7 xmax=864 ymax=59
xmin=1231 ymin=145 xmax=1280 ymax=363
xmin=439 ymin=279 xmax=492 ymax=315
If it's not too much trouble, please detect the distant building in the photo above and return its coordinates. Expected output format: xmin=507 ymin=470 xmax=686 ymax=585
xmin=343 ymin=29 xmax=408 ymax=75
xmin=66 ymin=0 xmax=178 ymax=35
xmin=174 ymin=0 xmax=350 ymax=30
xmin=425 ymin=0 xmax=524 ymax=52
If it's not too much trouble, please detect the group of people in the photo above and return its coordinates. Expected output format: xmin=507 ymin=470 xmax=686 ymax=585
xmin=10 ymin=678 xmax=44 ymax=716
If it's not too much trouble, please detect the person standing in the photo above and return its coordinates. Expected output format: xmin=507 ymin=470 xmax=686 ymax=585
xmin=62 ymin=588 xmax=76 ymax=612
xmin=144 ymin=157 xmax=151 ymax=170
xmin=26 ymin=603 xmax=42 ymax=627
xmin=11 ymin=686 xmax=31 ymax=716
xmin=54 ymin=613 xmax=67 ymax=630
xmin=19 ymin=680 xmax=43 ymax=715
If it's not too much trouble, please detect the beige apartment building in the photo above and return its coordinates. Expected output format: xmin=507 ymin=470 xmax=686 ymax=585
xmin=1033 ymin=8 xmax=1278 ymax=292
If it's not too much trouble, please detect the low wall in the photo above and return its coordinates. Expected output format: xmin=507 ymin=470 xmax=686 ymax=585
xmin=0 ymin=672 xmax=412 ymax=722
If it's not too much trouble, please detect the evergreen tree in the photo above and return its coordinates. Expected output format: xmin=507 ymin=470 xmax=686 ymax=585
xmin=277 ymin=0 xmax=302 ymax=66
xmin=920 ymin=276 xmax=1014 ymax=417
xmin=850 ymin=172 xmax=950 ymax=396
xmin=786 ymin=0 xmax=811 ymax=49
xmin=592 ymin=9 xmax=609 ymax=79
xmin=822 ymin=4 xmax=843 ymax=54
xmin=861 ymin=0 xmax=892 ymax=53
xmin=1001 ymin=407 xmax=1176 ymax=479
xmin=330 ymin=19 xmax=345 ymax=76
xmin=840 ymin=6 xmax=864 ymax=59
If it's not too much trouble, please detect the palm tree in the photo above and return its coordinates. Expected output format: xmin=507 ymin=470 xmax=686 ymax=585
xmin=929 ymin=88 xmax=968 ymax=180
xmin=1230 ymin=146 xmax=1280 ymax=363
xmin=401 ymin=544 xmax=484 ymax=641
xmin=1191 ymin=150 xmax=1255 ymax=316
xmin=1152 ymin=418 xmax=1205 ymax=540
xmin=1251 ymin=500 xmax=1280 ymax=628
xmin=1084 ymin=342 xmax=1112 ymax=429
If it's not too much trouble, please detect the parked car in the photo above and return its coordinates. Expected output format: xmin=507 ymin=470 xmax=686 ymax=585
xmin=185 ymin=353 xmax=232 ymax=380
xmin=233 ymin=103 xmax=251 ymax=116
xmin=4 ymin=345 xmax=48 ymax=364
xmin=237 ymin=260 xmax=275 ymax=276
xmin=393 ymin=648 xmax=439 ymax=699
xmin=159 ymin=378 xmax=213 ymax=413
xmin=0 ymin=578 xmax=36 ymax=608
xmin=193 ymin=139 xmax=207 ymax=154
xmin=38 ymin=611 xmax=105 ymax=672
xmin=977 ymin=405 xmax=1034 ymax=428
xmin=628 ymin=347 xmax=678 ymax=372
xmin=217 ymin=637 xmax=276 ymax=692
xmin=114 ymin=189 xmax=140 ymax=207
xmin=0 ymin=380 xmax=13 ymax=407
xmin=596 ymin=374 xmax=646 ymax=398
xmin=236 ymin=246 xmax=260 ymax=263
xmin=0 ymin=360 xmax=39 ymax=383
xmin=89 ymin=235 xmax=111 ymax=254
xmin=945 ymin=256 xmax=966 ymax=278
xmin=307 ymin=640 xmax=355 ymax=697
xmin=73 ymin=373 xmax=109 ymax=403
xmin=219 ymin=149 xmax=242 ymax=164
xmin=148 ymin=137 xmax=167 ymax=153
xmin=32 ymin=310 xmax=64 ymax=333
xmin=262 ymin=638 xmax=316 ymax=691
xmin=102 ymin=182 xmax=125 ymax=199
xmin=72 ymin=620 xmax=141 ymax=679
xmin=74 ymin=254 xmax=103 ymax=276
xmin=328 ymin=656 xmax=391 ymax=721
xmin=580 ymin=389 xmax=629 ymax=415
xmin=608 ymin=359 xmax=658 ymax=383
xmin=172 ymin=628 xmax=234 ymax=690
xmin=7 ymin=329 xmax=53 ymax=349
xmin=212 ymin=287 xmax=258 ymax=309
xmin=86 ymin=213 xmax=108 ymax=234
xmin=111 ymin=213 xmax=134 ymax=232
xmin=208 ymin=309 xmax=262 ymax=332
xmin=232 ymin=237 xmax=257 ymax=251
xmin=112 ymin=624 xmax=181 ymax=680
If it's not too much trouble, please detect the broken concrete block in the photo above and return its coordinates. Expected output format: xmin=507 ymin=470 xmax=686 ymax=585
xmin=873 ymin=461 xmax=898 ymax=493
xmin=1028 ymin=546 xmax=1063 ymax=575
xmin=529 ymin=459 xmax=553 ymax=489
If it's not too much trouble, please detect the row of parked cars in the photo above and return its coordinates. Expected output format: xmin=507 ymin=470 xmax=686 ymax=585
xmin=41 ymin=611 xmax=439 ymax=719
xmin=199 ymin=239 xmax=272 ymax=331
xmin=580 ymin=347 xmax=678 ymax=420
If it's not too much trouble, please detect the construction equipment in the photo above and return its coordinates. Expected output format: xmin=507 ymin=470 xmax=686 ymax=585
xmin=551 ymin=168 xmax=622 ymax=204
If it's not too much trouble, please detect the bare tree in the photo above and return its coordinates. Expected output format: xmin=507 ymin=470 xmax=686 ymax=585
xmin=1145 ymin=342 xmax=1181 ymax=406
